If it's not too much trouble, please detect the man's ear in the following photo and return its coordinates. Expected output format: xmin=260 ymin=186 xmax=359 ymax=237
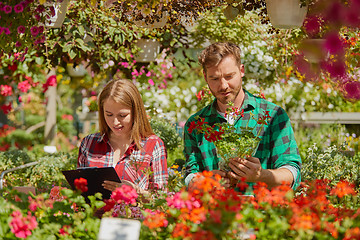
xmin=239 ymin=64 xmax=245 ymax=78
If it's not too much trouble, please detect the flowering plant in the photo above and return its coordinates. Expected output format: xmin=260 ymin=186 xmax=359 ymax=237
xmin=0 ymin=0 xmax=55 ymax=53
xmin=188 ymin=105 xmax=271 ymax=172
xmin=85 ymin=95 xmax=98 ymax=112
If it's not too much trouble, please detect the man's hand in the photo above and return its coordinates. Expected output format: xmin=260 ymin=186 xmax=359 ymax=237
xmin=228 ymin=156 xmax=294 ymax=189
xmin=212 ymin=170 xmax=231 ymax=188
xmin=228 ymin=156 xmax=262 ymax=183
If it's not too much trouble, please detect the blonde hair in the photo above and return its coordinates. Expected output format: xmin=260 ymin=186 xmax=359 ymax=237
xmin=198 ymin=42 xmax=242 ymax=73
xmin=98 ymin=79 xmax=154 ymax=149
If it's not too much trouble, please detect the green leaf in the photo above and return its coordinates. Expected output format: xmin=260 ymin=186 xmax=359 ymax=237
xmin=68 ymin=49 xmax=77 ymax=59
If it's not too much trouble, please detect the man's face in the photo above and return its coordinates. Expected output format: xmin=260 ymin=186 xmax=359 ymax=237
xmin=204 ymin=55 xmax=245 ymax=108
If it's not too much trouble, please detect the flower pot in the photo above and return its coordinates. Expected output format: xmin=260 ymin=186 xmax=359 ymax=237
xmin=265 ymin=0 xmax=308 ymax=29
xmin=134 ymin=12 xmax=168 ymax=28
xmin=134 ymin=39 xmax=161 ymax=62
xmin=45 ymin=0 xmax=69 ymax=28
xmin=300 ymin=39 xmax=329 ymax=63
xmin=66 ymin=63 xmax=87 ymax=77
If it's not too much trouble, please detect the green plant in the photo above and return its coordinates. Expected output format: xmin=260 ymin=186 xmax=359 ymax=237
xmin=0 ymin=183 xmax=104 ymax=239
xmin=301 ymin=143 xmax=360 ymax=186
xmin=149 ymin=117 xmax=182 ymax=153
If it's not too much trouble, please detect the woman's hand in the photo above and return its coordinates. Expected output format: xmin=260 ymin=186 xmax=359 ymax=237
xmin=102 ymin=180 xmax=137 ymax=192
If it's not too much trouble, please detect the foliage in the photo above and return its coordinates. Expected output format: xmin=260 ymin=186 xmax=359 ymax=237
xmin=45 ymin=0 xmax=140 ymax=74
xmin=0 ymin=149 xmax=77 ymax=193
xmin=149 ymin=117 xmax=182 ymax=153
xmin=190 ymin=7 xmax=281 ymax=88
xmin=0 ymin=184 xmax=103 ymax=239
xmin=301 ymin=143 xmax=360 ymax=186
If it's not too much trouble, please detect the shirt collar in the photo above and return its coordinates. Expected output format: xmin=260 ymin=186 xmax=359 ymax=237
xmin=241 ymin=89 xmax=256 ymax=112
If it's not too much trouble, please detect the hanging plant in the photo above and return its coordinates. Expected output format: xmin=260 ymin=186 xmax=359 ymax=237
xmin=0 ymin=0 xmax=58 ymax=54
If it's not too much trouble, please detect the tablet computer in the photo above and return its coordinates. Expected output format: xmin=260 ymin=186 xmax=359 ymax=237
xmin=62 ymin=167 xmax=121 ymax=200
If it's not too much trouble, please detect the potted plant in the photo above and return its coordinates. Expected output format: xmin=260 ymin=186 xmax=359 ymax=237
xmin=265 ymin=0 xmax=308 ymax=29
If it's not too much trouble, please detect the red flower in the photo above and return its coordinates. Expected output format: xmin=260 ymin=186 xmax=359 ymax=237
xmin=102 ymin=199 xmax=116 ymax=212
xmin=1 ymin=102 xmax=12 ymax=114
xmin=74 ymin=178 xmax=88 ymax=193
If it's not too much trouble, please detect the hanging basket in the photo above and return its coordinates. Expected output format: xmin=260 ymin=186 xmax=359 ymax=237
xmin=66 ymin=63 xmax=87 ymax=77
xmin=45 ymin=0 xmax=69 ymax=28
xmin=134 ymin=39 xmax=161 ymax=62
xmin=265 ymin=0 xmax=308 ymax=29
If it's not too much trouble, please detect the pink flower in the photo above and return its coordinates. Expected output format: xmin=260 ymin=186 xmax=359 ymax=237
xmin=42 ymin=75 xmax=57 ymax=92
xmin=17 ymin=25 xmax=26 ymax=34
xmin=18 ymin=81 xmax=31 ymax=93
xmin=3 ymin=27 xmax=10 ymax=35
xmin=324 ymin=32 xmax=344 ymax=55
xmin=344 ymin=3 xmax=360 ymax=27
xmin=30 ymin=26 xmax=39 ymax=37
xmin=9 ymin=211 xmax=38 ymax=239
xmin=38 ymin=25 xmax=44 ymax=34
xmin=36 ymin=4 xmax=45 ymax=14
xmin=148 ymin=79 xmax=154 ymax=86
xmin=0 ymin=85 xmax=13 ymax=96
xmin=343 ymin=80 xmax=360 ymax=100
xmin=111 ymin=185 xmax=138 ymax=205
xmin=14 ymin=4 xmax=24 ymax=13
xmin=49 ymin=186 xmax=66 ymax=201
xmin=323 ymin=60 xmax=346 ymax=79
xmin=303 ymin=16 xmax=322 ymax=37
xmin=15 ymin=41 xmax=22 ymax=47
xmin=61 ymin=114 xmax=74 ymax=121
xmin=3 ymin=5 xmax=12 ymax=14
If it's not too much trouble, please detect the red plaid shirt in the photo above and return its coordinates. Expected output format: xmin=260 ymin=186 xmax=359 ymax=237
xmin=77 ymin=133 xmax=168 ymax=190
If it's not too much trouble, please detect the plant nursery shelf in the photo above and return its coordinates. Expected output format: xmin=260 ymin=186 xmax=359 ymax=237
xmin=291 ymin=112 xmax=360 ymax=125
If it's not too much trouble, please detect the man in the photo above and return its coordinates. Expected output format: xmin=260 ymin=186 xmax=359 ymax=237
xmin=183 ymin=42 xmax=301 ymax=191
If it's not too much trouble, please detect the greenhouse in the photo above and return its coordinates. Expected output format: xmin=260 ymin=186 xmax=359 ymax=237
xmin=0 ymin=0 xmax=360 ymax=239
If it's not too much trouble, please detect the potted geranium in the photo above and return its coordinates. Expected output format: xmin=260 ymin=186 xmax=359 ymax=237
xmin=188 ymin=104 xmax=271 ymax=172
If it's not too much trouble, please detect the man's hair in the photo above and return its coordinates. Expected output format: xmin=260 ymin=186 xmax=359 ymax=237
xmin=198 ymin=42 xmax=242 ymax=72
xmin=98 ymin=78 xmax=154 ymax=148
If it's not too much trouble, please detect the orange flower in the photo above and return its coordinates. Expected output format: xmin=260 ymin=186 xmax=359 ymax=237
xmin=330 ymin=180 xmax=356 ymax=198
xmin=172 ymin=222 xmax=191 ymax=238
xmin=143 ymin=211 xmax=168 ymax=229
xmin=344 ymin=227 xmax=360 ymax=240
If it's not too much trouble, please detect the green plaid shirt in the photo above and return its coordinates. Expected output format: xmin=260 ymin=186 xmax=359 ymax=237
xmin=183 ymin=90 xmax=302 ymax=190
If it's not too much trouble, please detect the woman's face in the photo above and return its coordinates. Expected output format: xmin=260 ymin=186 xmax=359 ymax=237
xmin=103 ymin=98 xmax=133 ymax=138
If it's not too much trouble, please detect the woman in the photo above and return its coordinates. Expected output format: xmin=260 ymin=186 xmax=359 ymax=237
xmin=77 ymin=79 xmax=168 ymax=196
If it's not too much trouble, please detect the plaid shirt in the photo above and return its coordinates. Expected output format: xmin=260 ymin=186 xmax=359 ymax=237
xmin=78 ymin=133 xmax=168 ymax=190
xmin=183 ymin=90 xmax=302 ymax=190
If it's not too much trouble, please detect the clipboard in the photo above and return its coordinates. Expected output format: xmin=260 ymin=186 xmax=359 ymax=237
xmin=62 ymin=167 xmax=121 ymax=200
